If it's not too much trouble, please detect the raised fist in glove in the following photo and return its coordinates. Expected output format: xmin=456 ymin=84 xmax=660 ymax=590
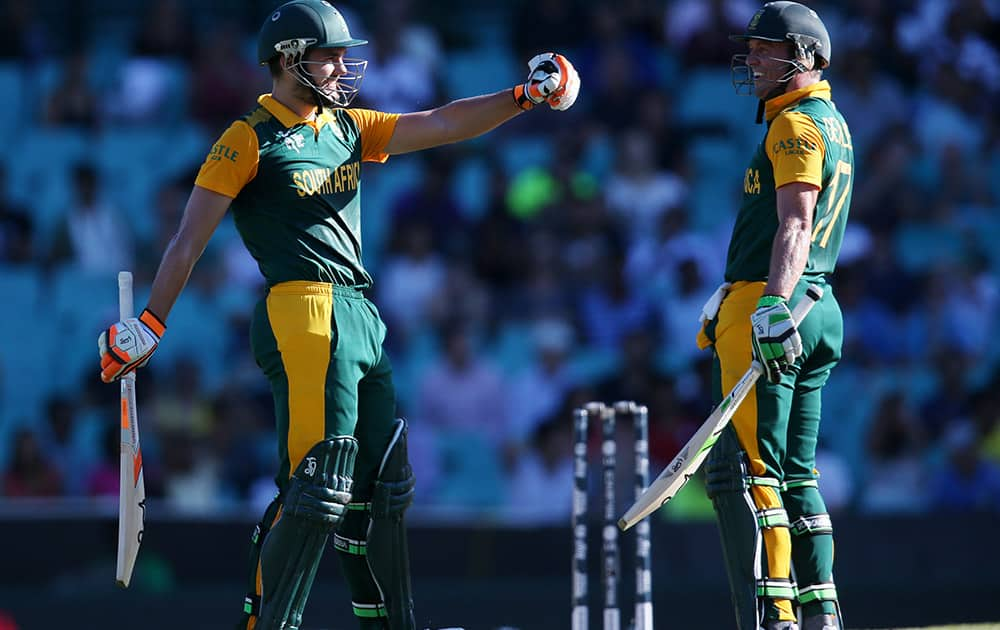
xmin=750 ymin=295 xmax=802 ymax=384
xmin=512 ymin=52 xmax=580 ymax=111
xmin=98 ymin=308 xmax=166 ymax=383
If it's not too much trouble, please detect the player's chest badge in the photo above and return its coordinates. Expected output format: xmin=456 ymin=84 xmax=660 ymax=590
xmin=276 ymin=129 xmax=305 ymax=154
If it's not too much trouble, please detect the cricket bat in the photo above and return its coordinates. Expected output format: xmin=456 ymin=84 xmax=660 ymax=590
xmin=116 ymin=271 xmax=146 ymax=588
xmin=618 ymin=284 xmax=824 ymax=531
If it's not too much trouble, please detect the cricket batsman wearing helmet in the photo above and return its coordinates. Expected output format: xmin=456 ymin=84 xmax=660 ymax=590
xmin=695 ymin=3 xmax=853 ymax=629
xmin=96 ymin=1 xmax=580 ymax=628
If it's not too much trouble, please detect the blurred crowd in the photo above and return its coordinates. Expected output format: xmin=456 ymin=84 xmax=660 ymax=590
xmin=1 ymin=0 xmax=999 ymax=525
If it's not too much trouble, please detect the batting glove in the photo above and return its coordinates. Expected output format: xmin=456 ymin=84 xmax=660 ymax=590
xmin=750 ymin=296 xmax=802 ymax=384
xmin=512 ymin=52 xmax=580 ymax=112
xmin=98 ymin=308 xmax=166 ymax=383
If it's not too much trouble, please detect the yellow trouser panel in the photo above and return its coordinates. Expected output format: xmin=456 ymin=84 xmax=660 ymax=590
xmin=267 ymin=282 xmax=333 ymax=474
xmin=717 ymin=281 xmax=793 ymax=620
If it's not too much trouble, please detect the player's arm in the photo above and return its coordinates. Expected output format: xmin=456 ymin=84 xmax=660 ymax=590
xmin=384 ymin=53 xmax=579 ymax=155
xmin=750 ymin=111 xmax=825 ymax=383
xmin=385 ymin=91 xmax=523 ymax=155
xmin=764 ymin=182 xmax=818 ymax=299
xmin=147 ymin=120 xmax=256 ymax=319
xmin=762 ymin=110 xmax=826 ymax=298
xmin=146 ymin=187 xmax=231 ymax=319
xmin=99 ymin=120 xmax=256 ymax=383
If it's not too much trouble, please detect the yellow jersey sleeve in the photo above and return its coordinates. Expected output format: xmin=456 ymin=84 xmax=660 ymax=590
xmin=766 ymin=111 xmax=825 ymax=189
xmin=345 ymin=109 xmax=400 ymax=163
xmin=194 ymin=121 xmax=259 ymax=198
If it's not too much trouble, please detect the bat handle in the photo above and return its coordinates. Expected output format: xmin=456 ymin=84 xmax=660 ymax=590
xmin=118 ymin=271 xmax=134 ymax=320
xmin=790 ymin=283 xmax=824 ymax=326
xmin=118 ymin=271 xmax=136 ymax=383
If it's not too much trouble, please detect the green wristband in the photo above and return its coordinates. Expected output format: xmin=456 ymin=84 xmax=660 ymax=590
xmin=757 ymin=295 xmax=786 ymax=308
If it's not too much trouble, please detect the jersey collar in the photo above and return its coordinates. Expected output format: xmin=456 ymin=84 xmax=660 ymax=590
xmin=764 ymin=80 xmax=831 ymax=122
xmin=258 ymin=94 xmax=338 ymax=131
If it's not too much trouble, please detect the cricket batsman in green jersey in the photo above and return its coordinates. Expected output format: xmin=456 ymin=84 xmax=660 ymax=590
xmin=695 ymin=3 xmax=853 ymax=629
xmin=96 ymin=1 xmax=580 ymax=628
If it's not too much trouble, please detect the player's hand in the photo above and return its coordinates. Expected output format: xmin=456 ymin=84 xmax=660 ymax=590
xmin=98 ymin=308 xmax=166 ymax=383
xmin=512 ymin=52 xmax=580 ymax=111
xmin=750 ymin=296 xmax=802 ymax=384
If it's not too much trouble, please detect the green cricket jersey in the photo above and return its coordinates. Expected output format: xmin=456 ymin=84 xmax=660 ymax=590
xmin=195 ymin=94 xmax=399 ymax=288
xmin=724 ymin=81 xmax=854 ymax=283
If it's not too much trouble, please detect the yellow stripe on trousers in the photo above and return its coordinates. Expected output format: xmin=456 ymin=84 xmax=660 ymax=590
xmin=716 ymin=281 xmax=793 ymax=619
xmin=266 ymin=281 xmax=333 ymax=475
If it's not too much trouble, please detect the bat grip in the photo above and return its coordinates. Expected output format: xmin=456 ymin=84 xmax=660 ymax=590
xmin=790 ymin=283 xmax=824 ymax=326
xmin=118 ymin=271 xmax=134 ymax=320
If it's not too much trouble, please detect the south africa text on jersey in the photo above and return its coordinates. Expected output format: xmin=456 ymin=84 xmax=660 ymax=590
xmin=293 ymin=163 xmax=360 ymax=197
xmin=744 ymin=167 xmax=761 ymax=195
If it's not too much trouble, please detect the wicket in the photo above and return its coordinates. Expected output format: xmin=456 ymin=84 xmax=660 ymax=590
xmin=572 ymin=401 xmax=653 ymax=630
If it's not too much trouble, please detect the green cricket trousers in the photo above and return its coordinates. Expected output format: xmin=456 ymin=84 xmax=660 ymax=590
xmin=241 ymin=280 xmax=401 ymax=628
xmin=701 ymin=279 xmax=843 ymax=626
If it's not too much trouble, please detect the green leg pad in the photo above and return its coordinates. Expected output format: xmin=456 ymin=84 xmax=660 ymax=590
xmin=236 ymin=495 xmax=281 ymax=630
xmin=257 ymin=437 xmax=358 ymax=629
xmin=336 ymin=508 xmax=388 ymax=628
xmin=784 ymin=482 xmax=837 ymax=617
xmin=706 ymin=428 xmax=761 ymax=630
xmin=367 ymin=419 xmax=417 ymax=630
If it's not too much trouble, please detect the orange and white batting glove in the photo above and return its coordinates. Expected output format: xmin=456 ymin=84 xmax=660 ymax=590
xmin=512 ymin=52 xmax=580 ymax=112
xmin=98 ymin=308 xmax=166 ymax=383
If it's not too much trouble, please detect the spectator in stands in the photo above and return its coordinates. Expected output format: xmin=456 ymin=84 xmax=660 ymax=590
xmin=42 ymin=51 xmax=100 ymax=130
xmin=159 ymin=427 xmax=223 ymax=514
xmin=48 ymin=162 xmax=133 ymax=274
xmin=469 ymin=160 xmax=526 ymax=309
xmin=388 ymin=151 xmax=467 ymax=256
xmin=664 ymin=0 xmax=756 ymax=67
xmin=930 ymin=421 xmax=1000 ymax=512
xmin=415 ymin=322 xmax=509 ymax=442
xmin=511 ymin=0 xmax=583 ymax=62
xmin=578 ymin=248 xmax=654 ymax=353
xmin=831 ymin=47 xmax=909 ymax=158
xmin=502 ymin=415 xmax=573 ymax=524
xmin=0 ymin=0 xmax=46 ymax=61
xmin=861 ymin=391 xmax=929 ymax=514
xmin=105 ymin=0 xmax=197 ymax=124
xmin=0 ymin=166 xmax=33 ymax=265
xmin=2 ymin=429 xmax=62 ymax=497
xmin=377 ymin=219 xmax=448 ymax=348
xmin=920 ymin=350 xmax=974 ymax=442
xmin=149 ymin=357 xmax=215 ymax=438
xmin=512 ymin=229 xmax=575 ymax=320
xmin=84 ymin=422 xmax=120 ymax=498
xmin=136 ymin=177 xmax=189 ymax=283
xmin=357 ymin=0 xmax=442 ymax=112
xmin=414 ymin=322 xmax=509 ymax=509
xmin=604 ymin=128 xmax=687 ymax=243
xmin=625 ymin=206 xmax=721 ymax=302
xmin=597 ymin=327 xmax=660 ymax=407
xmin=38 ymin=395 xmax=83 ymax=496
xmin=131 ymin=0 xmax=196 ymax=61
xmin=505 ymin=316 xmax=575 ymax=454
xmin=658 ymin=256 xmax=714 ymax=369
xmin=190 ymin=21 xmax=266 ymax=134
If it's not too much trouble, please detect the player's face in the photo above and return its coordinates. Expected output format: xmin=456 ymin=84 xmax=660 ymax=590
xmin=302 ymin=47 xmax=348 ymax=88
xmin=287 ymin=46 xmax=348 ymax=106
xmin=746 ymin=39 xmax=795 ymax=99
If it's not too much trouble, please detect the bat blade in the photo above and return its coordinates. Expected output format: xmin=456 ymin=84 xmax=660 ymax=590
xmin=618 ymin=365 xmax=760 ymax=531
